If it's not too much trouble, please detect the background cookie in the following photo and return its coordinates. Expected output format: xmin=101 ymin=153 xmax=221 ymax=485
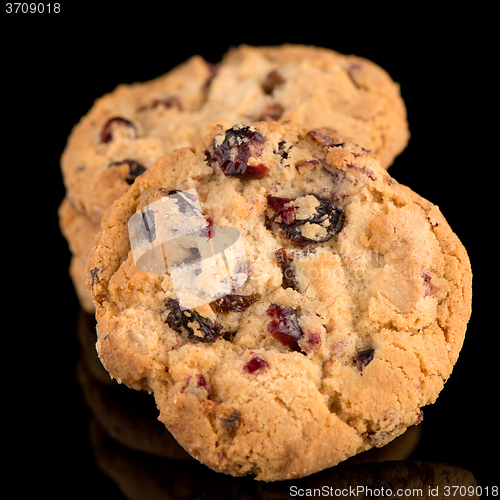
xmin=86 ymin=121 xmax=471 ymax=481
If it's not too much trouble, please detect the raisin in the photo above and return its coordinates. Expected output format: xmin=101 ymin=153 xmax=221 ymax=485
xmin=211 ymin=125 xmax=270 ymax=179
xmin=214 ymin=293 xmax=261 ymax=313
xmin=195 ymin=373 xmax=212 ymax=397
xmin=100 ymin=117 xmax=138 ymax=143
xmin=108 ymin=159 xmax=146 ymax=185
xmin=266 ymin=304 xmax=304 ymax=352
xmin=354 ymin=349 xmax=375 ymax=371
xmin=243 ymin=354 xmax=270 ymax=374
xmin=163 ymin=298 xmax=223 ymax=343
xmin=274 ymin=248 xmax=299 ymax=291
xmin=268 ymin=194 xmax=344 ymax=246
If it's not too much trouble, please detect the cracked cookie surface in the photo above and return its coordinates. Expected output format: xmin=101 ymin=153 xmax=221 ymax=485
xmin=86 ymin=121 xmax=470 ymax=481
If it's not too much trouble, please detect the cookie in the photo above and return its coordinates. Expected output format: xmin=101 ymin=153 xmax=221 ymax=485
xmin=61 ymin=44 xmax=409 ymax=225
xmin=85 ymin=121 xmax=471 ymax=481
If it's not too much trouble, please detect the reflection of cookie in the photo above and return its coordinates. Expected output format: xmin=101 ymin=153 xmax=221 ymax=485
xmin=258 ymin=461 xmax=479 ymax=500
xmin=90 ymin=417 xmax=477 ymax=500
xmin=89 ymin=419 xmax=214 ymax=499
xmin=77 ymin=357 xmax=192 ymax=460
xmin=76 ymin=307 xmax=114 ymax=385
xmin=86 ymin=121 xmax=471 ymax=481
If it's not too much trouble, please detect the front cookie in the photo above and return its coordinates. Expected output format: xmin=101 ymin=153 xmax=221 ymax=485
xmin=86 ymin=121 xmax=471 ymax=481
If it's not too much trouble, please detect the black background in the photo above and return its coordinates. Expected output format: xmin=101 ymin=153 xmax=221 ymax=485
xmin=3 ymin=4 xmax=494 ymax=499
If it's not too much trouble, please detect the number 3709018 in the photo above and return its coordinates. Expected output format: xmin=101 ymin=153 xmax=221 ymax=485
xmin=6 ymin=3 xmax=60 ymax=12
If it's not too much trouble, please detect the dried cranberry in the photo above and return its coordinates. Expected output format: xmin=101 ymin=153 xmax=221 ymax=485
xmin=257 ymin=102 xmax=284 ymax=121
xmin=108 ymin=159 xmax=146 ymax=185
xmin=211 ymin=125 xmax=270 ymax=179
xmin=181 ymin=374 xmax=212 ymax=398
xmin=195 ymin=373 xmax=212 ymax=397
xmin=267 ymin=196 xmax=295 ymax=225
xmin=100 ymin=117 xmax=138 ymax=143
xmin=268 ymin=194 xmax=344 ymax=246
xmin=274 ymin=248 xmax=299 ymax=291
xmin=266 ymin=304 xmax=303 ymax=352
xmin=200 ymin=216 xmax=216 ymax=239
xmin=243 ymin=354 xmax=270 ymax=374
xmin=140 ymin=207 xmax=156 ymax=242
xmin=262 ymin=69 xmax=285 ymax=94
xmin=422 ymin=270 xmax=439 ymax=297
xmin=354 ymin=349 xmax=375 ymax=371
xmin=214 ymin=293 xmax=261 ymax=313
xmin=163 ymin=298 xmax=223 ymax=343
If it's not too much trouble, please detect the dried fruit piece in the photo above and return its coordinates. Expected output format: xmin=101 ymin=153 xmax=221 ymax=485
xmin=257 ymin=102 xmax=284 ymax=121
xmin=214 ymin=293 xmax=261 ymax=313
xmin=262 ymin=69 xmax=285 ymax=94
xmin=163 ymin=298 xmax=223 ymax=343
xmin=298 ymin=329 xmax=322 ymax=354
xmin=108 ymin=159 xmax=146 ymax=185
xmin=195 ymin=373 xmax=212 ymax=397
xmin=266 ymin=304 xmax=303 ymax=352
xmin=274 ymin=248 xmax=299 ymax=291
xmin=267 ymin=196 xmax=295 ymax=225
xmin=243 ymin=354 xmax=270 ymax=374
xmin=211 ymin=125 xmax=269 ymax=179
xmin=268 ymin=194 xmax=344 ymax=246
xmin=354 ymin=349 xmax=375 ymax=371
xmin=181 ymin=373 xmax=213 ymax=398
xmin=100 ymin=117 xmax=138 ymax=143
